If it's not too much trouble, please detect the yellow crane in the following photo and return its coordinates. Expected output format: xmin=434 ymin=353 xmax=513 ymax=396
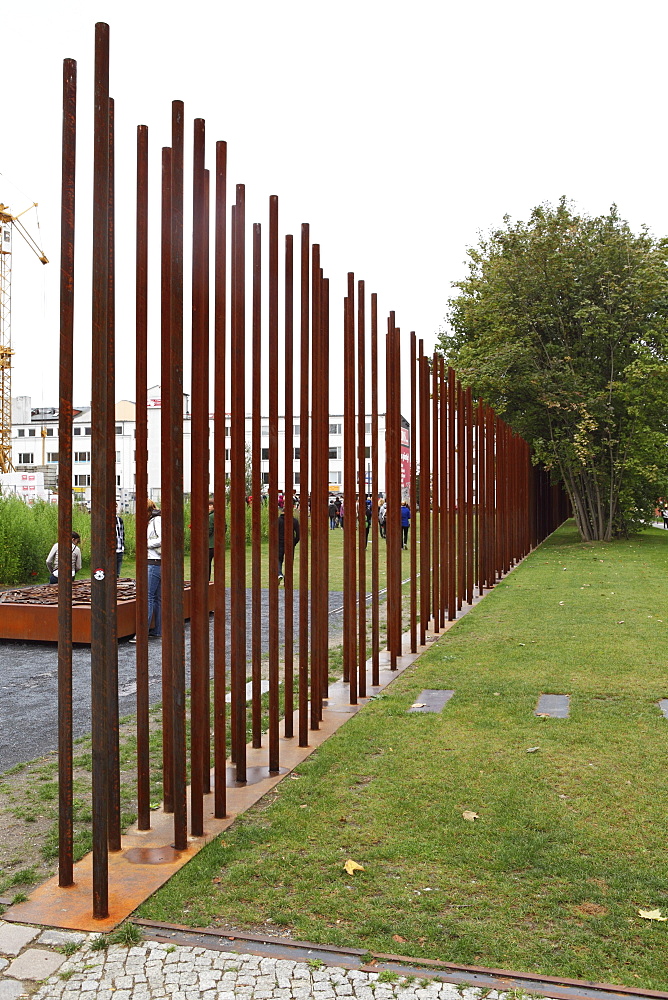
xmin=0 ymin=202 xmax=48 ymax=473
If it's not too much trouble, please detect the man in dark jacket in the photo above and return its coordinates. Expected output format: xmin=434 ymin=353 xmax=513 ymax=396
xmin=278 ymin=512 xmax=300 ymax=581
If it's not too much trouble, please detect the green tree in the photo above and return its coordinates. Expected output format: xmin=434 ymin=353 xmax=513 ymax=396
xmin=439 ymin=198 xmax=668 ymax=541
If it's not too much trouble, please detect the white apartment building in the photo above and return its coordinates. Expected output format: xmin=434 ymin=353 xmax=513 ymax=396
xmin=11 ymin=391 xmax=409 ymax=502
xmin=11 ymin=396 xmax=136 ymax=503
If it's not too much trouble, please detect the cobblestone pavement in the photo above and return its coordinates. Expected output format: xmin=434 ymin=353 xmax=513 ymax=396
xmin=0 ymin=926 xmax=562 ymax=1000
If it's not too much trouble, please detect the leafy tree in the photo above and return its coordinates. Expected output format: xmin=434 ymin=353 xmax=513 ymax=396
xmin=439 ymin=198 xmax=668 ymax=540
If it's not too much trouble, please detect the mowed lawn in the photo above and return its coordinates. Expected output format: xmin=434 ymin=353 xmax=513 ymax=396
xmin=138 ymin=522 xmax=668 ymax=989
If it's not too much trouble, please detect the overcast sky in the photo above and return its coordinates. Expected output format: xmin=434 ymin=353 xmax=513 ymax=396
xmin=3 ymin=0 xmax=667 ymax=413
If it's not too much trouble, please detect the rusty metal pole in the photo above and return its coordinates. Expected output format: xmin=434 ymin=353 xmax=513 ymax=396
xmin=298 ymin=223 xmax=310 ymax=747
xmin=231 ymin=186 xmax=247 ymax=780
xmin=438 ymin=358 xmax=447 ymax=628
xmin=202 ymin=167 xmax=212 ymax=796
xmin=409 ymin=332 xmax=417 ymax=654
xmin=310 ymin=247 xmax=323 ymax=728
xmin=159 ymin=146 xmax=174 ymax=812
xmin=213 ymin=139 xmax=227 ymax=819
xmin=465 ymin=387 xmax=474 ymax=605
xmin=283 ymin=234 xmax=295 ymax=738
xmin=268 ymin=196 xmax=280 ymax=769
xmin=106 ymin=97 xmax=121 ymax=854
xmin=251 ymin=222 xmax=262 ymax=748
xmin=386 ymin=316 xmax=400 ymax=668
xmin=343 ymin=277 xmax=357 ymax=698
xmin=135 ymin=125 xmax=150 ymax=831
xmin=357 ymin=279 xmax=366 ymax=698
xmin=418 ymin=345 xmax=429 ymax=646
xmin=58 ymin=56 xmax=76 ymax=887
xmin=370 ymin=293 xmax=380 ymax=684
xmin=486 ymin=407 xmax=496 ymax=588
xmin=169 ymin=100 xmax=187 ymax=851
xmin=189 ymin=117 xmax=208 ymax=837
xmin=320 ymin=275 xmax=330 ymax=705
xmin=447 ymin=368 xmax=456 ymax=620
xmin=90 ymin=20 xmax=110 ymax=918
xmin=476 ymin=398 xmax=484 ymax=595
xmin=457 ymin=379 xmax=465 ymax=611
xmin=431 ymin=353 xmax=440 ymax=633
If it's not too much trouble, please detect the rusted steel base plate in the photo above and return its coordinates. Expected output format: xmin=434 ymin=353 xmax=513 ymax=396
xmin=3 ymin=640 xmax=423 ymax=931
xmin=0 ymin=581 xmax=215 ymax=643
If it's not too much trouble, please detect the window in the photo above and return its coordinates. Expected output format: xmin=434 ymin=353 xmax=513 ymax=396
xmin=365 ymin=422 xmax=371 ymax=434
xmin=116 ymin=475 xmax=121 ymax=486
xmin=115 ymin=451 xmax=121 ymax=463
xmin=329 ymin=447 xmax=341 ymax=460
xmin=261 ymin=448 xmax=269 ymax=460
xmin=261 ymin=472 xmax=269 ymax=485
xmin=365 ymin=446 xmax=371 ymax=459
xmin=28 ymin=428 xmax=36 ymax=437
xmin=225 ymin=424 xmax=231 ymax=436
xmin=47 ymin=452 xmax=59 ymax=462
xmin=261 ymin=425 xmax=269 ymax=436
xmin=74 ymin=474 xmax=90 ymax=486
xmin=74 ymin=451 xmax=91 ymax=462
xmin=294 ymin=472 xmax=300 ymax=485
xmin=293 ymin=424 xmax=300 ymax=436
xmin=294 ymin=447 xmax=300 ymax=460
xmin=17 ymin=453 xmax=33 ymax=464
xmin=225 ymin=448 xmax=231 ymax=461
xmin=329 ymin=423 xmax=341 ymax=435
xmin=46 ymin=428 xmax=54 ymax=436
xmin=74 ymin=427 xmax=81 ymax=435
xmin=84 ymin=427 xmax=91 ymax=435
xmin=17 ymin=429 xmax=24 ymax=437
xmin=329 ymin=471 xmax=342 ymax=484
xmin=115 ymin=425 xmax=122 ymax=435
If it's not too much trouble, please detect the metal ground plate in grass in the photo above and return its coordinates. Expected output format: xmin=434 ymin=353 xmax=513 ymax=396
xmin=408 ymin=690 xmax=455 ymax=713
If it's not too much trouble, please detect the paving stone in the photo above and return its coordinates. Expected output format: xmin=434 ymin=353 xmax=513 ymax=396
xmin=0 ymin=980 xmax=31 ymax=1000
xmin=5 ymin=946 xmax=65 ymax=980
xmin=535 ymin=693 xmax=569 ymax=718
xmin=408 ymin=689 xmax=455 ymax=713
xmin=37 ymin=930 xmax=86 ymax=948
xmin=0 ymin=923 xmax=39 ymax=956
xmin=659 ymin=698 xmax=668 ymax=719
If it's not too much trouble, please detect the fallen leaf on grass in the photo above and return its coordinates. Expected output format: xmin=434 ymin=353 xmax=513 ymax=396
xmin=392 ymin=934 xmax=406 ymax=943
xmin=411 ymin=703 xmax=426 ymax=709
xmin=343 ymin=858 xmax=365 ymax=875
xmin=462 ymin=810 xmax=479 ymax=821
xmin=526 ymin=747 xmax=540 ymax=753
xmin=536 ymin=713 xmax=551 ymax=718
xmin=617 ymin=621 xmax=625 ymax=625
xmin=212 ymin=877 xmax=223 ymax=884
xmin=638 ymin=908 xmax=667 ymax=921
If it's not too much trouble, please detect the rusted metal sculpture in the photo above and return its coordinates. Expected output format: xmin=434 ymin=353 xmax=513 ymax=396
xmin=50 ymin=21 xmax=569 ymax=919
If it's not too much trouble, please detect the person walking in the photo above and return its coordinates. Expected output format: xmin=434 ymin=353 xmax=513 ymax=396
xmin=329 ymin=498 xmax=338 ymax=530
xmin=46 ymin=532 xmax=82 ymax=584
xmin=662 ymin=505 xmax=668 ymax=529
xmin=130 ymin=499 xmax=162 ymax=643
xmin=115 ymin=513 xmax=125 ymax=577
xmin=208 ymin=495 xmax=215 ymax=579
xmin=278 ymin=510 xmax=300 ymax=581
xmin=378 ymin=500 xmax=387 ymax=539
xmin=401 ymin=500 xmax=411 ymax=549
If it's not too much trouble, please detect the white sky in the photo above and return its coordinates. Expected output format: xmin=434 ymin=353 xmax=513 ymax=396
xmin=3 ymin=0 xmax=667 ymax=413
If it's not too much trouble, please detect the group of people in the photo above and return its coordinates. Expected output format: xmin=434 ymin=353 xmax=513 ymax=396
xmin=327 ymin=495 xmax=411 ymax=548
xmin=47 ymin=491 xmax=411 ymax=644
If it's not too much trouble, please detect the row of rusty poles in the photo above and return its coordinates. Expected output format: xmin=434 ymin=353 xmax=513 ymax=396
xmin=57 ymin=21 xmax=569 ymax=921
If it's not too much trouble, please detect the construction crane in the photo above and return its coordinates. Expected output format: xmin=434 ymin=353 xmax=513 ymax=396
xmin=0 ymin=202 xmax=48 ymax=473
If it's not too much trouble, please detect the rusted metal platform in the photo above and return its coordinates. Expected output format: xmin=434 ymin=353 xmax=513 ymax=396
xmin=0 ymin=580 xmax=215 ymax=643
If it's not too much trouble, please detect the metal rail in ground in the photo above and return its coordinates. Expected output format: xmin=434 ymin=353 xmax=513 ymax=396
xmin=135 ymin=919 xmax=668 ymax=1000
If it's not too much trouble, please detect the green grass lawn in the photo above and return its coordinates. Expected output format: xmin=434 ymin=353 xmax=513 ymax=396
xmin=137 ymin=522 xmax=668 ymax=989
